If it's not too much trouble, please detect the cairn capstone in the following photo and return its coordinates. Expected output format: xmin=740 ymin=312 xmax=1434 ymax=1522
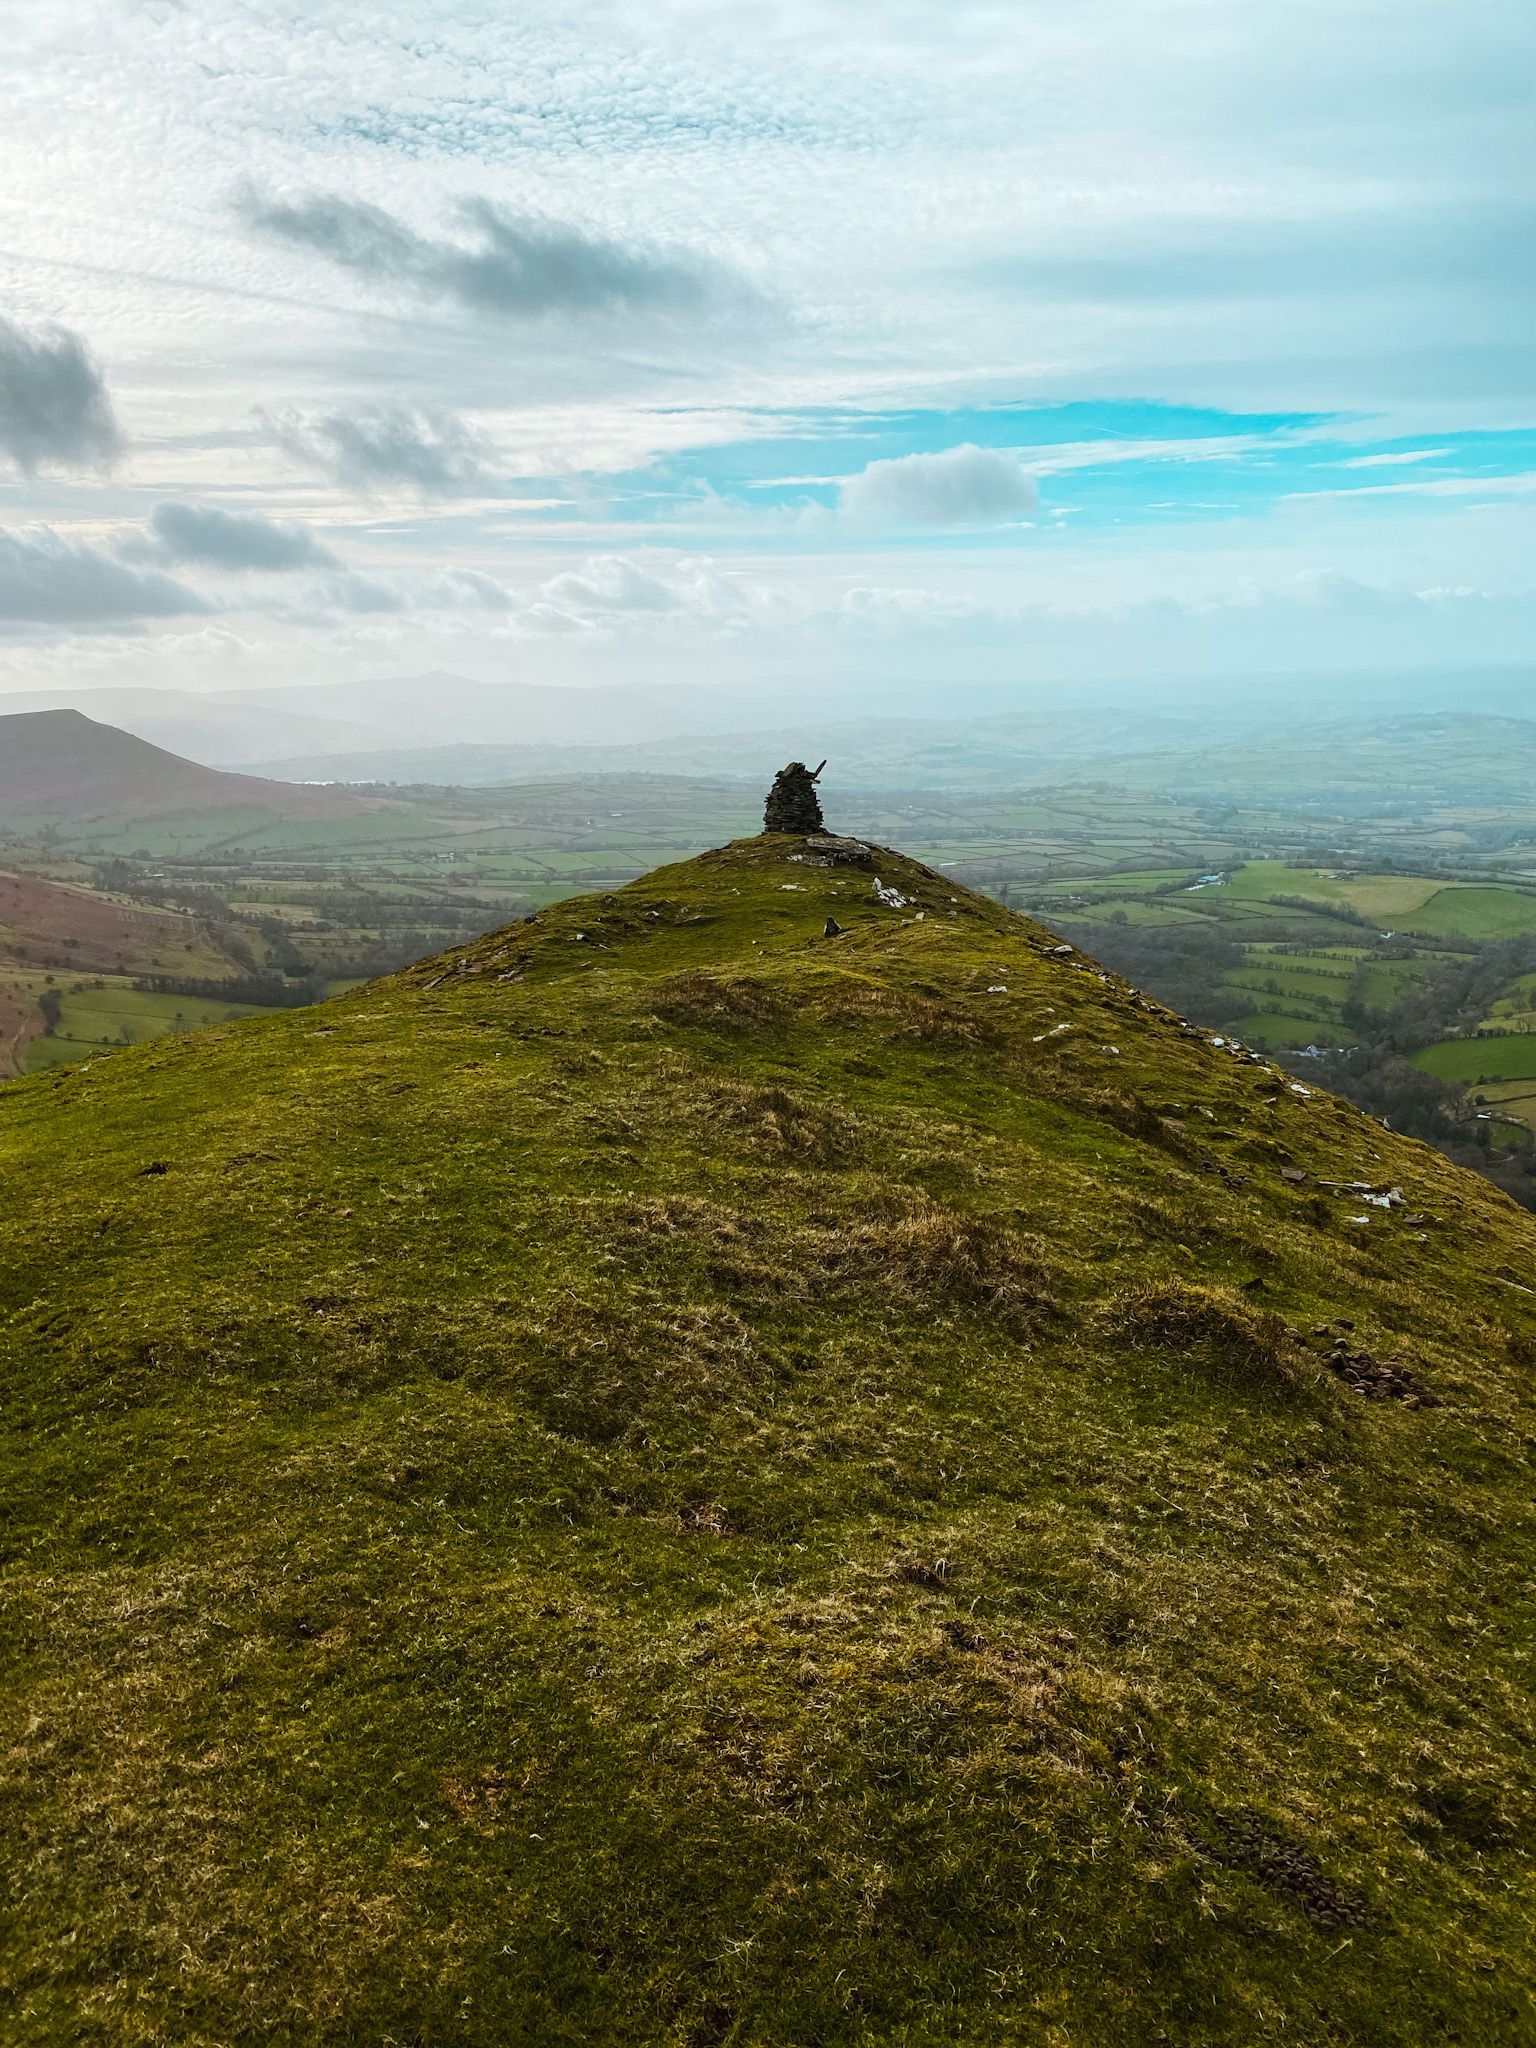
xmin=763 ymin=759 xmax=826 ymax=835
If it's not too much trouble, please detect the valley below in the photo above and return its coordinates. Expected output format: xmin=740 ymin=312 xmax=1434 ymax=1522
xmin=12 ymin=703 xmax=1536 ymax=1209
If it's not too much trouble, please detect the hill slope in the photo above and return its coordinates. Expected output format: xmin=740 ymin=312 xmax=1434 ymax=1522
xmin=0 ymin=709 xmax=368 ymax=828
xmin=1 ymin=831 xmax=1534 ymax=2044
xmin=0 ymin=867 xmax=249 ymax=1077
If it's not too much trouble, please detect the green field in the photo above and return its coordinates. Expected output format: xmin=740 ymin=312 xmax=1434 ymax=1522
xmin=1356 ymin=953 xmax=1453 ymax=1008
xmin=1209 ymin=865 xmax=1441 ymax=920
xmin=1403 ymin=886 xmax=1536 ymax=940
xmin=1189 ymin=865 xmax=1536 ymax=941
xmin=1413 ymin=1034 xmax=1536 ymax=1083
xmin=1225 ymin=1009 xmax=1354 ymax=1049
xmin=23 ymin=983 xmax=267 ymax=1070
xmin=14 ymin=800 xmax=1536 ymax=1149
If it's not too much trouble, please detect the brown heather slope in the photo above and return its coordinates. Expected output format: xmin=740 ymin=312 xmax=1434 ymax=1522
xmin=0 ymin=870 xmax=227 ymax=977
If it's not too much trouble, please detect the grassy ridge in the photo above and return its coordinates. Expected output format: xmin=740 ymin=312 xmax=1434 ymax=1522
xmin=1 ymin=834 xmax=1534 ymax=2044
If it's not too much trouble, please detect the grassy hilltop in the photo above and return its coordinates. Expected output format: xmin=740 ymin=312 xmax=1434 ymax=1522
xmin=1 ymin=830 xmax=1534 ymax=2045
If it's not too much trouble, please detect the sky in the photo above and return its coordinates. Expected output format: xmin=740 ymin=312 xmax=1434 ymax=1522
xmin=0 ymin=0 xmax=1532 ymax=707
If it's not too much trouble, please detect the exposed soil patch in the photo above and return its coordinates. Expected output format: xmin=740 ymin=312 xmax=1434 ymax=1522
xmin=1214 ymin=1811 xmax=1370 ymax=1929
xmin=0 ymin=979 xmax=38 ymax=1080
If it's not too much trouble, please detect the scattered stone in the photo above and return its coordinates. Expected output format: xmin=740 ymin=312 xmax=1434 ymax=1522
xmin=873 ymin=878 xmax=909 ymax=909
xmin=135 ymin=1160 xmax=169 ymax=1177
xmin=791 ymin=834 xmax=875 ymax=868
xmin=1214 ymin=1812 xmax=1370 ymax=1929
xmin=1281 ymin=1167 xmax=1307 ymax=1183
xmin=763 ymin=759 xmax=826 ymax=834
xmin=823 ymin=916 xmax=844 ymax=937
xmin=1318 ymin=1332 xmax=1439 ymax=1405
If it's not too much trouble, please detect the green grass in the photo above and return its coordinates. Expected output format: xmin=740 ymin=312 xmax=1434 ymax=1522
xmin=1223 ymin=1009 xmax=1354 ymax=1049
xmin=22 ymin=983 xmax=265 ymax=1071
xmin=1193 ymin=865 xmax=1536 ymax=936
xmin=1402 ymin=886 xmax=1536 ymax=940
xmin=1356 ymin=954 xmax=1452 ymax=1008
xmin=1488 ymin=971 xmax=1536 ymax=1020
xmin=1413 ymin=1033 xmax=1536 ymax=1083
xmin=1463 ymin=1080 xmax=1536 ymax=1134
xmin=2 ymin=834 xmax=1535 ymax=2044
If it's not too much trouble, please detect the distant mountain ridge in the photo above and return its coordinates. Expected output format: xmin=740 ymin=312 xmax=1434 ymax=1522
xmin=0 ymin=674 xmax=809 ymax=768
xmin=239 ymin=707 xmax=1536 ymax=799
xmin=0 ymin=710 xmax=370 ymax=825
xmin=5 ymin=661 xmax=1530 ymax=773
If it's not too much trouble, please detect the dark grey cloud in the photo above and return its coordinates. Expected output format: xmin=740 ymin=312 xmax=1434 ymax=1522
xmin=0 ymin=528 xmax=208 ymax=625
xmin=258 ymin=403 xmax=498 ymax=496
xmin=147 ymin=500 xmax=340 ymax=572
xmin=235 ymin=187 xmax=742 ymax=321
xmin=0 ymin=314 xmax=122 ymax=474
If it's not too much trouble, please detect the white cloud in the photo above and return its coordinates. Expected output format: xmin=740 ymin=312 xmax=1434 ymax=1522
xmin=840 ymin=445 xmax=1038 ymax=527
xmin=541 ymin=555 xmax=685 ymax=613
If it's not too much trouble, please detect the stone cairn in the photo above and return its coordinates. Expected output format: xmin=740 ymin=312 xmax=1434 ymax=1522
xmin=763 ymin=759 xmax=826 ymax=834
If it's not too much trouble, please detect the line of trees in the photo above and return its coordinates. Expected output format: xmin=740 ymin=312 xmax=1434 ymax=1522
xmin=131 ymin=972 xmax=323 ymax=1009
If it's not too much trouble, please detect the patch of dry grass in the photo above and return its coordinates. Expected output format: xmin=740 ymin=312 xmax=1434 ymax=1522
xmin=1101 ymin=1278 xmax=1312 ymax=1394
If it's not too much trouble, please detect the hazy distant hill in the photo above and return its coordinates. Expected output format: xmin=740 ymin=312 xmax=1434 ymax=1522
xmin=0 ymin=710 xmax=372 ymax=830
xmin=0 ymin=688 xmax=392 ymax=767
xmin=3 ymin=661 xmax=1531 ymax=772
xmin=240 ymin=708 xmax=1218 ymax=790
xmin=241 ymin=707 xmax=1536 ymax=802
xmin=0 ymin=674 xmax=813 ymax=768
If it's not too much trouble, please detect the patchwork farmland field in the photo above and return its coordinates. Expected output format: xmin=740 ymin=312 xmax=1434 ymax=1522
xmin=11 ymin=776 xmax=1536 ymax=1207
xmin=21 ymin=983 xmax=267 ymax=1071
xmin=1413 ymin=1035 xmax=1536 ymax=1084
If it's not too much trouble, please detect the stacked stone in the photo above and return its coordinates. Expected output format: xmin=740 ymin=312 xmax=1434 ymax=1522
xmin=763 ymin=760 xmax=826 ymax=834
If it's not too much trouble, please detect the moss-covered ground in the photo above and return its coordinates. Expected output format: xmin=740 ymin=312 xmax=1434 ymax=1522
xmin=1 ymin=834 xmax=1533 ymax=2045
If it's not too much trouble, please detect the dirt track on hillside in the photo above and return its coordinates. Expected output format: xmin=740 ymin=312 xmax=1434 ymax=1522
xmin=0 ymin=981 xmax=37 ymax=1080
